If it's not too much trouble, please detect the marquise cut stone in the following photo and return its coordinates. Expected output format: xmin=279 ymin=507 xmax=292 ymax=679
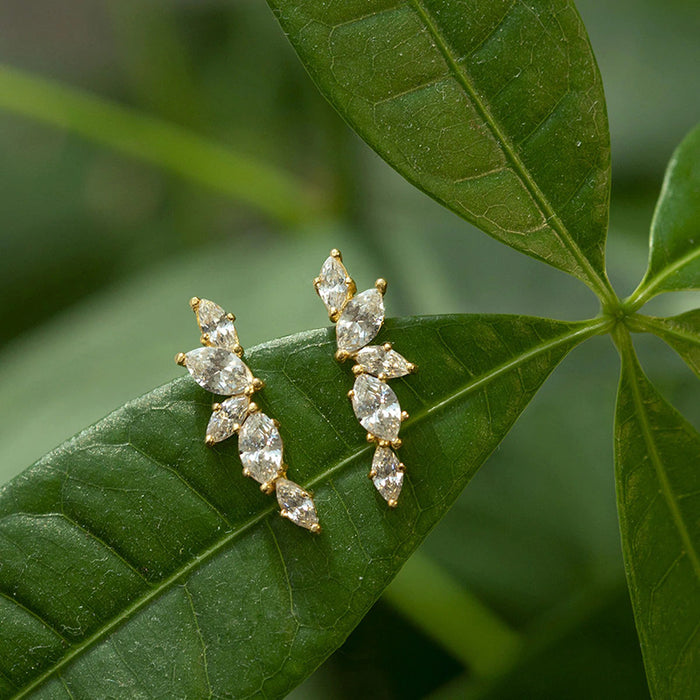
xmin=196 ymin=298 xmax=239 ymax=350
xmin=317 ymin=256 xmax=350 ymax=314
xmin=238 ymin=412 xmax=284 ymax=484
xmin=372 ymin=446 xmax=404 ymax=505
xmin=276 ymin=478 xmax=320 ymax=532
xmin=185 ymin=347 xmax=253 ymax=395
xmin=356 ymin=345 xmax=411 ymax=379
xmin=351 ymin=374 xmax=401 ymax=441
xmin=336 ymin=288 xmax=384 ymax=353
xmin=206 ymin=395 xmax=250 ymax=443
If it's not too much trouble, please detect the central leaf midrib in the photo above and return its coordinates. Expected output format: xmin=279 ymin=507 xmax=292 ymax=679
xmin=406 ymin=0 xmax=610 ymax=299
xmin=642 ymin=317 xmax=700 ymax=348
xmin=623 ymin=344 xmax=700 ymax=583
xmin=12 ymin=319 xmax=602 ymax=698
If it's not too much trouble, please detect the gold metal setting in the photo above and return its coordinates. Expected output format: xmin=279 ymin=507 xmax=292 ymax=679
xmin=174 ymin=296 xmax=321 ymax=533
xmin=313 ymin=249 xmax=417 ymax=508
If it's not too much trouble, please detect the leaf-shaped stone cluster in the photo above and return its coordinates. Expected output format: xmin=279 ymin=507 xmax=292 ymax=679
xmin=178 ymin=297 xmax=320 ymax=532
xmin=315 ymin=251 xmax=417 ymax=506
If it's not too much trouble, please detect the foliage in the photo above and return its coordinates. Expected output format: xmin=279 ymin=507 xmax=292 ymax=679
xmin=0 ymin=0 xmax=698 ymax=698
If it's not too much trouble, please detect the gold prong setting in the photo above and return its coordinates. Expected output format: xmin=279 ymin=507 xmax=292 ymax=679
xmin=175 ymin=297 xmax=321 ymax=533
xmin=277 ymin=478 xmax=321 ymax=533
xmin=313 ymin=250 xmax=417 ymax=508
xmin=314 ymin=251 xmax=355 ymax=322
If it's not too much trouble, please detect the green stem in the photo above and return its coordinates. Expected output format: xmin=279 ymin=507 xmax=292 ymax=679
xmin=384 ymin=552 xmax=522 ymax=679
xmin=0 ymin=63 xmax=323 ymax=225
xmin=425 ymin=581 xmax=629 ymax=700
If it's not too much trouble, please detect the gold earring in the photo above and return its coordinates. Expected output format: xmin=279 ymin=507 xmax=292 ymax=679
xmin=313 ymin=250 xmax=417 ymax=507
xmin=175 ymin=297 xmax=320 ymax=533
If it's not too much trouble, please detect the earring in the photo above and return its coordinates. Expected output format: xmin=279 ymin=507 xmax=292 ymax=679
xmin=175 ymin=297 xmax=321 ymax=533
xmin=313 ymin=250 xmax=416 ymax=507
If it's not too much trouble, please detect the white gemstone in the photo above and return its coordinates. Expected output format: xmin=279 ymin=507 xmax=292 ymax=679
xmin=316 ymin=256 xmax=351 ymax=314
xmin=336 ymin=289 xmax=384 ymax=353
xmin=275 ymin=478 xmax=320 ymax=531
xmin=356 ymin=345 xmax=412 ymax=379
xmin=196 ymin=298 xmax=239 ymax=351
xmin=351 ymin=374 xmax=401 ymax=441
xmin=206 ymin=395 xmax=251 ymax=443
xmin=371 ymin=447 xmax=404 ymax=505
xmin=238 ymin=412 xmax=284 ymax=485
xmin=185 ymin=347 xmax=253 ymax=395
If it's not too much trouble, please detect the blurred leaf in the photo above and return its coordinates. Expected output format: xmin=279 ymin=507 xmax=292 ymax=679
xmin=629 ymin=311 xmax=700 ymax=379
xmin=0 ymin=314 xmax=603 ymax=697
xmin=384 ymin=552 xmax=521 ymax=678
xmin=265 ymin=0 xmax=615 ymax=301
xmin=614 ymin=330 xmax=700 ymax=698
xmin=575 ymin=0 xmax=700 ymax=180
xmin=628 ymin=122 xmax=700 ymax=307
xmin=0 ymin=63 xmax=322 ymax=225
xmin=430 ymin=586 xmax=649 ymax=700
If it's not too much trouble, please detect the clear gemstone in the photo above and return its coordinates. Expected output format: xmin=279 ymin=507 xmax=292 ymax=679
xmin=206 ymin=395 xmax=251 ymax=443
xmin=356 ymin=345 xmax=411 ymax=378
xmin=196 ymin=298 xmax=239 ymax=351
xmin=185 ymin=347 xmax=253 ymax=395
xmin=336 ymin=288 xmax=384 ymax=353
xmin=371 ymin=446 xmax=404 ymax=505
xmin=238 ymin=412 xmax=284 ymax=484
xmin=316 ymin=256 xmax=351 ymax=314
xmin=275 ymin=478 xmax=320 ymax=532
xmin=351 ymin=374 xmax=401 ymax=440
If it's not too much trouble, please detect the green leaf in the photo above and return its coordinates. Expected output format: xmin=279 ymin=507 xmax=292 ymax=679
xmin=628 ymin=311 xmax=700 ymax=379
xmin=614 ymin=330 xmax=700 ymax=698
xmin=0 ymin=63 xmax=323 ymax=226
xmin=0 ymin=314 xmax=602 ymax=698
xmin=265 ymin=0 xmax=615 ymax=300
xmin=628 ymin=122 xmax=700 ymax=308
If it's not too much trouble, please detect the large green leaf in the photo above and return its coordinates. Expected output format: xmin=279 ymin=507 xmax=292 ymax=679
xmin=614 ymin=331 xmax=700 ymax=698
xmin=628 ymin=123 xmax=700 ymax=308
xmin=0 ymin=314 xmax=602 ymax=698
xmin=265 ymin=0 xmax=614 ymax=299
xmin=629 ymin=311 xmax=700 ymax=379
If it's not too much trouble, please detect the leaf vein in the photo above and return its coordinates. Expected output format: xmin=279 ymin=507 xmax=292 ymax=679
xmin=182 ymin=583 xmax=213 ymax=699
xmin=125 ymin=440 xmax=233 ymax=528
xmin=10 ymin=318 xmax=605 ymax=698
xmin=0 ymin=587 xmax=70 ymax=647
xmin=406 ymin=0 xmax=611 ymax=299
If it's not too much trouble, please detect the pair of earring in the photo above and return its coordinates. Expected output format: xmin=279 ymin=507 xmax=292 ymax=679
xmin=175 ymin=250 xmax=416 ymax=533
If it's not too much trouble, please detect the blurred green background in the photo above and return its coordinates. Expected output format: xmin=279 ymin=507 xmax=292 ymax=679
xmin=0 ymin=0 xmax=698 ymax=697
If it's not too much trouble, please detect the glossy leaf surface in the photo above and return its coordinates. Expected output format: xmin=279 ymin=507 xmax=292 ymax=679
xmin=614 ymin=334 xmax=700 ymax=698
xmin=630 ymin=311 xmax=700 ymax=379
xmin=266 ymin=0 xmax=613 ymax=297
xmin=0 ymin=315 xmax=598 ymax=698
xmin=631 ymin=122 xmax=700 ymax=305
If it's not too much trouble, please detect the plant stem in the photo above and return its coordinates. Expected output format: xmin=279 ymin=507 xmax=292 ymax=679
xmin=425 ymin=581 xmax=629 ymax=699
xmin=384 ymin=552 xmax=522 ymax=679
xmin=0 ymin=63 xmax=323 ymax=226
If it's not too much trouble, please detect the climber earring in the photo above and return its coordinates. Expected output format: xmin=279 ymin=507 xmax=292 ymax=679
xmin=313 ymin=250 xmax=417 ymax=507
xmin=175 ymin=297 xmax=321 ymax=533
